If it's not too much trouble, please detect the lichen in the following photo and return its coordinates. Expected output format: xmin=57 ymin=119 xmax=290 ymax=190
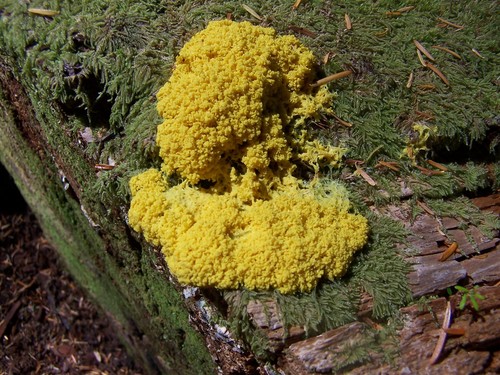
xmin=129 ymin=20 xmax=368 ymax=293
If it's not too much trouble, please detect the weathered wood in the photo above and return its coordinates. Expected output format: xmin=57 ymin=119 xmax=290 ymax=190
xmin=408 ymin=255 xmax=467 ymax=297
xmin=247 ymin=299 xmax=306 ymax=352
xmin=281 ymin=286 xmax=500 ymax=374
xmin=404 ymin=202 xmax=499 ymax=297
xmin=472 ymin=194 xmax=500 ymax=214
xmin=245 ymin=195 xmax=500 ymax=373
xmin=281 ymin=322 xmax=367 ymax=373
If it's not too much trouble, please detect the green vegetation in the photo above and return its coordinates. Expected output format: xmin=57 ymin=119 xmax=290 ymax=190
xmin=449 ymin=285 xmax=486 ymax=311
xmin=1 ymin=0 xmax=498 ymax=371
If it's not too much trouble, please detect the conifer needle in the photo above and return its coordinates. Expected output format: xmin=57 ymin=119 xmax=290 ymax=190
xmin=331 ymin=114 xmax=352 ymax=127
xmin=396 ymin=6 xmax=415 ymax=13
xmin=292 ymin=0 xmax=303 ymax=10
xmin=311 ymin=70 xmax=352 ymax=87
xmin=425 ymin=62 xmax=450 ymax=86
xmin=430 ymin=301 xmax=452 ymax=365
xmin=414 ymin=40 xmax=435 ymax=61
xmin=437 ymin=17 xmax=464 ymax=30
xmin=438 ymin=242 xmax=458 ymax=261
xmin=355 ymin=164 xmax=377 ymax=186
xmin=242 ymin=4 xmax=262 ymax=21
xmin=416 ymin=49 xmax=427 ymax=67
xmin=416 ymin=200 xmax=435 ymax=215
xmin=427 ymin=160 xmax=448 ymax=171
xmin=432 ymin=45 xmax=462 ymax=60
xmin=28 ymin=8 xmax=60 ymax=16
xmin=406 ymin=71 xmax=414 ymax=88
xmin=345 ymin=14 xmax=352 ymax=30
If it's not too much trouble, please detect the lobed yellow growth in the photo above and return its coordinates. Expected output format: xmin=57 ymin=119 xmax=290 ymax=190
xmin=129 ymin=20 xmax=369 ymax=293
xmin=129 ymin=170 xmax=368 ymax=293
xmin=155 ymin=20 xmax=336 ymax=197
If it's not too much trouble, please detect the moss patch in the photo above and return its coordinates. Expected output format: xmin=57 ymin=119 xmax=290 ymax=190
xmin=1 ymin=0 xmax=498 ymax=371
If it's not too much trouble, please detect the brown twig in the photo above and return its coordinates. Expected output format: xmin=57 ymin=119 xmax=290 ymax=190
xmin=0 ymin=300 xmax=22 ymax=337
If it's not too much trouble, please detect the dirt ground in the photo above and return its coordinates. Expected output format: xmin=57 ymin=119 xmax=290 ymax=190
xmin=0 ymin=172 xmax=143 ymax=374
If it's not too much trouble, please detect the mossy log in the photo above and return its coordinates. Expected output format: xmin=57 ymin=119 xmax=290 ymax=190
xmin=1 ymin=1 xmax=499 ymax=374
xmin=0 ymin=59 xmax=211 ymax=374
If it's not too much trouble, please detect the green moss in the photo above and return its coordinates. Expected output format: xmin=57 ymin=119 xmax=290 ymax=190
xmin=1 ymin=0 xmax=498 ymax=372
xmin=0 ymin=85 xmax=214 ymax=373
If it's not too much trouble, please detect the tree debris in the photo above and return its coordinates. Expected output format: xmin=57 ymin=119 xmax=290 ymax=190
xmin=429 ymin=301 xmax=452 ymax=365
xmin=311 ymin=70 xmax=352 ymax=87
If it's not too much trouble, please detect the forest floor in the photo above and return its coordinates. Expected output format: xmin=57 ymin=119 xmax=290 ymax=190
xmin=0 ymin=172 xmax=143 ymax=374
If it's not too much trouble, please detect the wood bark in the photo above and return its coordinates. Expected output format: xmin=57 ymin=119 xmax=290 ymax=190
xmin=252 ymin=196 xmax=500 ymax=374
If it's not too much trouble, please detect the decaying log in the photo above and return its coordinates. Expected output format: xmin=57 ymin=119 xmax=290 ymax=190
xmin=247 ymin=299 xmax=306 ymax=352
xmin=246 ymin=195 xmax=500 ymax=374
xmin=281 ymin=286 xmax=500 ymax=375
xmin=281 ymin=322 xmax=367 ymax=373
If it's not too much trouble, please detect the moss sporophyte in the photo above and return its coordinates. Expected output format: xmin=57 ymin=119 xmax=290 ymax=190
xmin=128 ymin=20 xmax=368 ymax=293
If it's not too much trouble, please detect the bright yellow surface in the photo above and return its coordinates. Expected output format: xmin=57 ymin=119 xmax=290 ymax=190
xmin=129 ymin=20 xmax=368 ymax=293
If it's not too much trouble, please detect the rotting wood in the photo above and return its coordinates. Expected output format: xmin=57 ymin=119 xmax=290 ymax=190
xmin=281 ymin=287 xmax=500 ymax=374
xmin=247 ymin=299 xmax=306 ymax=352
xmin=408 ymin=255 xmax=467 ymax=297
xmin=245 ymin=194 xmax=500 ymax=373
xmin=281 ymin=322 xmax=367 ymax=373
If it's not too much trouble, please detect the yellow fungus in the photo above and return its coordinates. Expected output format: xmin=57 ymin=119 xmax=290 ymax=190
xmin=129 ymin=20 xmax=368 ymax=293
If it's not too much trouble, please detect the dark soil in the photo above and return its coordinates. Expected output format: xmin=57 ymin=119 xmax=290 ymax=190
xmin=0 ymin=167 xmax=143 ymax=374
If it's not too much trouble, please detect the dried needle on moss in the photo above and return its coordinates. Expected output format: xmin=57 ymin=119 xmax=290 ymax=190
xmin=311 ymin=70 xmax=352 ymax=87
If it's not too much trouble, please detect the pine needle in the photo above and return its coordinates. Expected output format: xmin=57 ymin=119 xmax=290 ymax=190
xmin=242 ymin=4 xmax=262 ymax=21
xmin=432 ymin=45 xmax=462 ymax=60
xmin=28 ymin=8 xmax=60 ymax=17
xmin=355 ymin=164 xmax=377 ymax=186
xmin=438 ymin=242 xmax=458 ymax=261
xmin=437 ymin=17 xmax=464 ymax=30
xmin=427 ymin=160 xmax=448 ymax=171
xmin=425 ymin=62 xmax=450 ymax=86
xmin=429 ymin=301 xmax=452 ymax=365
xmin=345 ymin=14 xmax=352 ymax=30
xmin=396 ymin=6 xmax=415 ymax=13
xmin=416 ymin=200 xmax=435 ymax=216
xmin=375 ymin=161 xmax=400 ymax=172
xmin=414 ymin=40 xmax=435 ymax=61
xmin=292 ymin=0 xmax=303 ymax=10
xmin=406 ymin=71 xmax=414 ymax=88
xmin=331 ymin=114 xmax=353 ymax=127
xmin=416 ymin=49 xmax=427 ymax=67
xmin=311 ymin=70 xmax=352 ymax=87
xmin=471 ymin=48 xmax=485 ymax=59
